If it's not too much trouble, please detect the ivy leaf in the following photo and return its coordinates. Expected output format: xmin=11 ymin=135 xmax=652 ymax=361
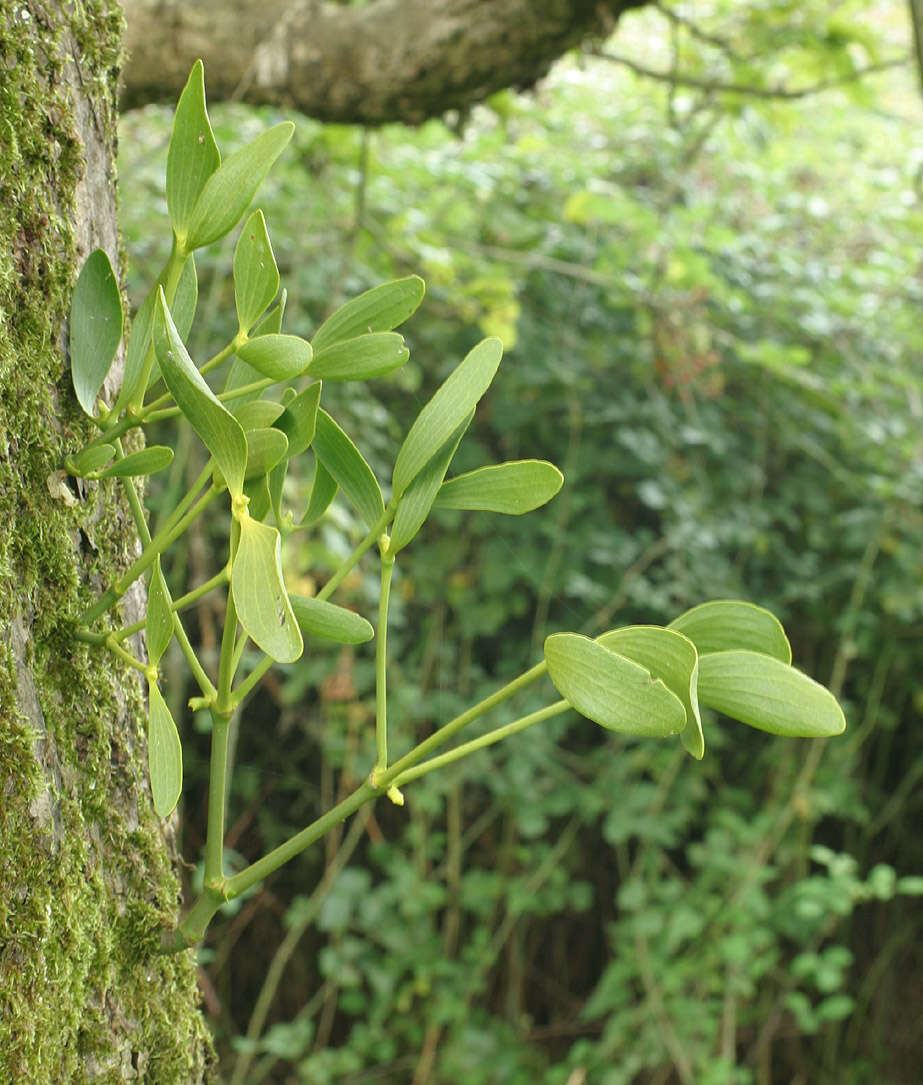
xmin=392 ymin=337 xmax=503 ymax=498
xmin=668 ymin=600 xmax=791 ymax=663
xmin=435 ymin=460 xmax=563 ymax=515
xmin=148 ymin=681 xmax=183 ymax=818
xmin=274 ymin=382 xmax=321 ymax=458
xmin=697 ymin=650 xmax=845 ymax=738
xmin=245 ymin=427 xmax=289 ymax=480
xmin=309 ymin=333 xmax=409 ymax=382
xmin=232 ymin=514 xmax=303 ymax=663
xmin=389 ymin=412 xmax=472 ymax=553
xmin=146 ymin=556 xmax=174 ymax=667
xmin=544 ymin=632 xmax=686 ymax=738
xmin=153 ymin=287 xmax=248 ymax=498
xmin=312 ymin=409 xmax=384 ymax=530
xmin=96 ymin=446 xmax=174 ymax=479
xmin=166 ymin=59 xmax=220 ymax=238
xmin=598 ymin=626 xmax=704 ymax=759
xmin=311 ymin=276 xmax=425 ymax=353
xmin=184 ymin=123 xmax=294 ymax=251
xmin=300 ymin=459 xmax=338 ymax=527
xmin=234 ymin=209 xmax=279 ymax=334
xmin=237 ymin=334 xmax=312 ymax=381
xmin=289 ymin=595 xmax=374 ymax=644
xmin=70 ymin=249 xmax=123 ymax=415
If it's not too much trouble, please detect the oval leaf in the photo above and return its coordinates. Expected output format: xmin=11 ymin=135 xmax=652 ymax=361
xmin=598 ymin=625 xmax=704 ymax=759
xmin=392 ymin=337 xmax=503 ymax=498
xmin=237 ymin=333 xmax=313 ymax=381
xmin=153 ymin=287 xmax=248 ymax=498
xmin=97 ymin=446 xmax=174 ymax=478
xmin=232 ymin=399 xmax=285 ymax=430
xmin=70 ymin=249 xmax=123 ymax=415
xmin=668 ymin=600 xmax=791 ymax=664
xmin=390 ymin=411 xmax=472 ymax=553
xmin=435 ymin=460 xmax=563 ymax=515
xmin=148 ymin=681 xmax=183 ymax=818
xmin=184 ymin=122 xmax=295 ymax=251
xmin=232 ymin=514 xmax=303 ymax=663
xmin=274 ymin=382 xmax=321 ymax=458
xmin=166 ymin=60 xmax=220 ymax=238
xmin=146 ymin=556 xmax=174 ymax=666
xmin=245 ymin=427 xmax=289 ymax=480
xmin=312 ymin=276 xmax=425 ymax=353
xmin=289 ymin=595 xmax=374 ymax=644
xmin=68 ymin=444 xmax=115 ymax=476
xmin=309 ymin=332 xmax=409 ymax=382
xmin=697 ymin=650 xmax=845 ymax=738
xmin=300 ymin=459 xmax=338 ymax=527
xmin=312 ymin=410 xmax=384 ymax=530
xmin=234 ymin=209 xmax=279 ymax=334
xmin=545 ymin=632 xmax=686 ymax=738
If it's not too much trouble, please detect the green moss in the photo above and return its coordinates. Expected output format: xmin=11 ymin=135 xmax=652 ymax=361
xmin=0 ymin=3 xmax=214 ymax=1080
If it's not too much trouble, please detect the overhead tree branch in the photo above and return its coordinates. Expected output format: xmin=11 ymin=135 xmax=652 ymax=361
xmin=119 ymin=0 xmax=648 ymax=124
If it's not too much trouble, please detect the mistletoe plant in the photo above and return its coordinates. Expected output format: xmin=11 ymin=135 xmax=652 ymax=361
xmin=68 ymin=62 xmax=845 ymax=952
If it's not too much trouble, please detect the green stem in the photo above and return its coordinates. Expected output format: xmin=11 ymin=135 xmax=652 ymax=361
xmin=204 ymin=711 xmax=232 ymax=887
xmin=316 ymin=505 xmax=396 ymax=603
xmin=132 ymin=240 xmax=186 ymax=411
xmin=224 ymin=781 xmax=377 ymax=900
xmin=111 ymin=565 xmax=230 ymax=642
xmin=105 ymin=635 xmax=150 ymax=676
xmin=217 ymin=589 xmax=240 ymax=713
xmin=374 ymin=545 xmax=396 ymax=774
xmin=232 ymin=653 xmax=274 ymax=705
xmin=389 ymin=701 xmax=570 ymax=789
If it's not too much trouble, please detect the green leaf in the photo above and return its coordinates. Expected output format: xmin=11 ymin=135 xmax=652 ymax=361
xmin=245 ymin=427 xmax=289 ymax=480
xmin=300 ymin=459 xmax=338 ymax=527
xmin=96 ymin=446 xmax=174 ymax=479
xmin=544 ymin=632 xmax=686 ymax=738
xmin=153 ymin=287 xmax=248 ymax=498
xmin=234 ymin=209 xmax=279 ymax=334
xmin=184 ymin=123 xmax=294 ymax=251
xmin=668 ymin=600 xmax=791 ymax=664
xmin=309 ymin=333 xmax=409 ymax=382
xmin=289 ymin=595 xmax=374 ymax=644
xmin=146 ymin=556 xmax=174 ymax=666
xmin=70 ymin=249 xmax=123 ymax=415
xmin=148 ymin=680 xmax=183 ymax=818
xmin=166 ymin=60 xmax=220 ymax=238
xmin=118 ymin=255 xmax=197 ymax=412
xmin=312 ymin=409 xmax=384 ymax=530
xmin=598 ymin=626 xmax=704 ymax=759
xmin=390 ymin=412 xmax=472 ymax=553
xmin=392 ymin=337 xmax=503 ymax=498
xmin=232 ymin=399 xmax=285 ymax=430
xmin=697 ymin=650 xmax=846 ymax=738
xmin=435 ymin=460 xmax=563 ymax=515
xmin=237 ymin=334 xmax=313 ymax=381
xmin=232 ymin=514 xmax=303 ymax=663
xmin=274 ymin=382 xmax=321 ymax=458
xmin=68 ymin=444 xmax=115 ymax=476
xmin=311 ymin=276 xmax=425 ymax=353
xmin=245 ymin=473 xmax=271 ymax=522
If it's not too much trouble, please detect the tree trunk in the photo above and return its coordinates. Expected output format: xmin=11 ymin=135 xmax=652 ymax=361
xmin=0 ymin=3 xmax=213 ymax=1079
xmin=119 ymin=0 xmax=646 ymax=124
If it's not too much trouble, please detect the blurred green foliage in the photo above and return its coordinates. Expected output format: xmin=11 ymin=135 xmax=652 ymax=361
xmin=119 ymin=2 xmax=922 ymax=1080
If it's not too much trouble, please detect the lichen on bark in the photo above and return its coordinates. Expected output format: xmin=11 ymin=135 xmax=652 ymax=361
xmin=0 ymin=2 xmax=214 ymax=1079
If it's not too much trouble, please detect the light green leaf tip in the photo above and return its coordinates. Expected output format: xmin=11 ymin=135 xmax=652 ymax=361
xmin=166 ymin=59 xmax=220 ymax=239
xmin=289 ymin=595 xmax=374 ymax=644
xmin=668 ymin=600 xmax=791 ymax=664
xmin=146 ymin=556 xmax=174 ymax=667
xmin=234 ymin=209 xmax=279 ymax=334
xmin=311 ymin=276 xmax=425 ymax=353
xmin=434 ymin=459 xmax=563 ymax=515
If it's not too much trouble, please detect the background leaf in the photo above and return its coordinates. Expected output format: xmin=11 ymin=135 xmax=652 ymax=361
xmin=70 ymin=249 xmax=123 ymax=415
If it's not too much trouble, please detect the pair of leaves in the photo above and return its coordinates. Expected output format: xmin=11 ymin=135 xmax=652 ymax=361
xmin=545 ymin=601 xmax=844 ymax=756
xmin=167 ymin=60 xmax=293 ymax=252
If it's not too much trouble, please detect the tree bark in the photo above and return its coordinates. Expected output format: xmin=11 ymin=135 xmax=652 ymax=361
xmin=119 ymin=0 xmax=646 ymax=124
xmin=0 ymin=2 xmax=213 ymax=1079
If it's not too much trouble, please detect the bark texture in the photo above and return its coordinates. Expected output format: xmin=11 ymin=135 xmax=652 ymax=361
xmin=120 ymin=0 xmax=646 ymax=123
xmin=0 ymin=1 xmax=213 ymax=1080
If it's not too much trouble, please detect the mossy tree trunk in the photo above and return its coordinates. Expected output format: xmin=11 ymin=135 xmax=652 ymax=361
xmin=0 ymin=3 xmax=213 ymax=1080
